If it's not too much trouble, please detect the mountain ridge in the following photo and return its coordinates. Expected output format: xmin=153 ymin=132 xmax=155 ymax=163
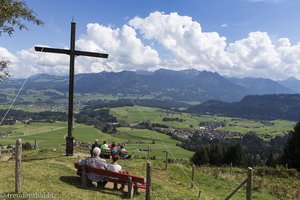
xmin=187 ymin=94 xmax=300 ymax=121
xmin=0 ymin=69 xmax=298 ymax=103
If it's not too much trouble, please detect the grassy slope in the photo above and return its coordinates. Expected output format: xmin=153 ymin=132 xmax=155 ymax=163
xmin=0 ymin=122 xmax=192 ymax=159
xmin=0 ymin=120 xmax=299 ymax=199
xmin=0 ymin=148 xmax=287 ymax=200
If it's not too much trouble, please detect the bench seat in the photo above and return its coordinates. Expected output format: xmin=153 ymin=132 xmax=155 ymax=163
xmin=74 ymin=162 xmax=147 ymax=198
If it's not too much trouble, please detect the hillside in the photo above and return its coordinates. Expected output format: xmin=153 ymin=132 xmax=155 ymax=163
xmin=187 ymin=94 xmax=300 ymax=121
xmin=228 ymin=77 xmax=294 ymax=95
xmin=1 ymin=134 xmax=299 ymax=199
xmin=278 ymin=77 xmax=300 ymax=93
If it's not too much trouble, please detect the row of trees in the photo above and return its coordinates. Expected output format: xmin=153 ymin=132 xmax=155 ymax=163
xmin=191 ymin=121 xmax=300 ymax=171
xmin=75 ymin=108 xmax=118 ymax=133
xmin=0 ymin=109 xmax=67 ymax=122
xmin=191 ymin=143 xmax=244 ymax=166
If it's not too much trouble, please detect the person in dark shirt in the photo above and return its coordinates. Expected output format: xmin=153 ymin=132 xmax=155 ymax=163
xmin=90 ymin=139 xmax=101 ymax=157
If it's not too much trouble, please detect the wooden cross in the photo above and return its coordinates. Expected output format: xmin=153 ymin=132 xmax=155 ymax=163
xmin=35 ymin=21 xmax=108 ymax=156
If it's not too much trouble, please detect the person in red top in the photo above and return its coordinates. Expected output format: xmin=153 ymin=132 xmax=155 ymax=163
xmin=110 ymin=143 xmax=118 ymax=159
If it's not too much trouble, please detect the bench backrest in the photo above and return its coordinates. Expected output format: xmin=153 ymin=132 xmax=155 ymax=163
xmin=74 ymin=163 xmax=145 ymax=184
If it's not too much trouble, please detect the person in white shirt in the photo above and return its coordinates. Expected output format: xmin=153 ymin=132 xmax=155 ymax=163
xmin=106 ymin=155 xmax=124 ymax=190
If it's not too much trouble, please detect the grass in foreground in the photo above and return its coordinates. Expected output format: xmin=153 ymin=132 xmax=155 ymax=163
xmin=1 ymin=148 xmax=294 ymax=200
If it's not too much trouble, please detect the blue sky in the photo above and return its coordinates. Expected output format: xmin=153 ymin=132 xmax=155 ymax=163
xmin=1 ymin=0 xmax=300 ymax=79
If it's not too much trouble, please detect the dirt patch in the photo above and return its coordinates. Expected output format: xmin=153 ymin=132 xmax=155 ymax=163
xmin=0 ymin=154 xmax=13 ymax=161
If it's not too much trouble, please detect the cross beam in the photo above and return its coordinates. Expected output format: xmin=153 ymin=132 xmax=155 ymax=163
xmin=35 ymin=21 xmax=108 ymax=156
xmin=34 ymin=47 xmax=108 ymax=58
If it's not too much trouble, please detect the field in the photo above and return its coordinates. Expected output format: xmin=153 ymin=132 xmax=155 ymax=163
xmin=0 ymin=106 xmax=299 ymax=199
xmin=0 ymin=122 xmax=192 ymax=159
xmin=110 ymin=106 xmax=295 ymax=136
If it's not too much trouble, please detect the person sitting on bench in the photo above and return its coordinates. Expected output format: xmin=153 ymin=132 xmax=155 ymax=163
xmin=119 ymin=145 xmax=131 ymax=159
xmin=78 ymin=147 xmax=108 ymax=187
xmin=90 ymin=139 xmax=100 ymax=157
xmin=101 ymin=141 xmax=108 ymax=150
xmin=106 ymin=155 xmax=125 ymax=191
xmin=110 ymin=143 xmax=118 ymax=159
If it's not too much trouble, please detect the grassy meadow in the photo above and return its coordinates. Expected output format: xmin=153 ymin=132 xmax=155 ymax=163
xmin=0 ymin=147 xmax=300 ymax=200
xmin=1 ymin=147 xmax=298 ymax=200
xmin=0 ymin=122 xmax=192 ymax=159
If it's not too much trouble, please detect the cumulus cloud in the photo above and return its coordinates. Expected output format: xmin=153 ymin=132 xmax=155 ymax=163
xmin=1 ymin=11 xmax=300 ymax=80
xmin=228 ymin=32 xmax=281 ymax=76
xmin=76 ymin=23 xmax=160 ymax=72
xmin=0 ymin=23 xmax=161 ymax=77
xmin=129 ymin=12 xmax=232 ymax=71
xmin=129 ymin=12 xmax=300 ymax=79
xmin=0 ymin=46 xmax=70 ymax=78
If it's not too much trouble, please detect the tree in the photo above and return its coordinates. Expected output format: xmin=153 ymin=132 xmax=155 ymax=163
xmin=0 ymin=60 xmax=10 ymax=81
xmin=0 ymin=0 xmax=43 ymax=36
xmin=191 ymin=146 xmax=209 ymax=165
xmin=0 ymin=0 xmax=43 ymax=81
xmin=225 ymin=143 xmax=245 ymax=166
xmin=282 ymin=122 xmax=300 ymax=171
xmin=208 ymin=144 xmax=223 ymax=166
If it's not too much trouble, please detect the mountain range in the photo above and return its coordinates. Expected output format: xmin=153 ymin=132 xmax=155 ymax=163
xmin=1 ymin=69 xmax=300 ymax=103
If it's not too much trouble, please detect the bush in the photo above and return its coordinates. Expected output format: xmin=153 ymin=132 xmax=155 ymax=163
xmin=22 ymin=142 xmax=32 ymax=150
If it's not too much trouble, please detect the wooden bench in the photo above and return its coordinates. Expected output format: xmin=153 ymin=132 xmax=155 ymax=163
xmin=74 ymin=162 xmax=146 ymax=198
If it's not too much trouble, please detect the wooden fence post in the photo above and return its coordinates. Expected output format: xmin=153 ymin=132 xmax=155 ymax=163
xmin=147 ymin=145 xmax=150 ymax=160
xmin=230 ymin=162 xmax=232 ymax=174
xmin=15 ymin=139 xmax=22 ymax=193
xmin=81 ymin=166 xmax=87 ymax=188
xmin=34 ymin=139 xmax=37 ymax=150
xmin=191 ymin=164 xmax=195 ymax=188
xmin=165 ymin=151 xmax=168 ymax=170
xmin=198 ymin=190 xmax=201 ymax=199
xmin=246 ymin=167 xmax=253 ymax=200
xmin=146 ymin=161 xmax=151 ymax=200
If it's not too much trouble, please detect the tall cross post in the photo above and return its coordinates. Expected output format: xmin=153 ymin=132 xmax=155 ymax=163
xmin=35 ymin=21 xmax=108 ymax=156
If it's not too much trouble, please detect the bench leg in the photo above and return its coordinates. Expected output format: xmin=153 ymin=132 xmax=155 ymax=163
xmin=81 ymin=166 xmax=87 ymax=188
xmin=128 ymin=177 xmax=134 ymax=198
xmin=134 ymin=186 xmax=138 ymax=195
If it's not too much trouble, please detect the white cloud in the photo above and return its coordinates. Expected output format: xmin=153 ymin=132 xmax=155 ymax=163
xmin=1 ymin=11 xmax=300 ymax=80
xmin=227 ymin=32 xmax=281 ymax=77
xmin=0 ymin=47 xmax=18 ymax=63
xmin=76 ymin=23 xmax=161 ymax=72
xmin=1 ymin=46 xmax=70 ymax=78
xmin=227 ymin=32 xmax=300 ymax=79
xmin=221 ymin=23 xmax=228 ymax=28
xmin=129 ymin=12 xmax=232 ymax=72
